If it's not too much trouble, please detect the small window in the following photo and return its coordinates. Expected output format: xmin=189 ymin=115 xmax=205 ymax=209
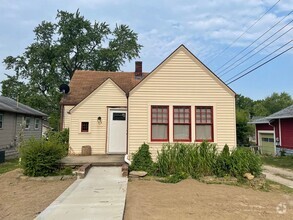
xmin=113 ymin=113 xmax=126 ymax=121
xmin=25 ymin=117 xmax=30 ymax=129
xmin=173 ymin=106 xmax=191 ymax=142
xmin=151 ymin=106 xmax=169 ymax=141
xmin=0 ymin=113 xmax=3 ymax=128
xmin=195 ymin=106 xmax=213 ymax=142
xmin=81 ymin=122 xmax=89 ymax=132
xmin=35 ymin=118 xmax=40 ymax=129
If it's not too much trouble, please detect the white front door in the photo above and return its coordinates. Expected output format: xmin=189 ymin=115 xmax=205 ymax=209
xmin=108 ymin=109 xmax=127 ymax=154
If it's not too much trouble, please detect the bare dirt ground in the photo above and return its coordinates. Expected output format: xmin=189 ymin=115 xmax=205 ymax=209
xmin=124 ymin=179 xmax=293 ymax=220
xmin=0 ymin=169 xmax=74 ymax=220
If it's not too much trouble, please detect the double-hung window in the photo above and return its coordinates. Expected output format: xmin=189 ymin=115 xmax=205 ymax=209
xmin=151 ymin=106 xmax=169 ymax=141
xmin=173 ymin=106 xmax=191 ymax=141
xmin=195 ymin=106 xmax=213 ymax=142
xmin=35 ymin=118 xmax=40 ymax=129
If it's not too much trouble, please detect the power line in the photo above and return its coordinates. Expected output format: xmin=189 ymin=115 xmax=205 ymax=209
xmin=206 ymin=0 xmax=281 ymax=64
xmin=226 ymin=40 xmax=292 ymax=83
xmin=226 ymin=40 xmax=293 ymax=85
xmin=215 ymin=10 xmax=292 ymax=73
xmin=219 ymin=23 xmax=292 ymax=77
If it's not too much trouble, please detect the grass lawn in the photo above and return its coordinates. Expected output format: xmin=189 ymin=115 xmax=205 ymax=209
xmin=261 ymin=155 xmax=293 ymax=170
xmin=0 ymin=158 xmax=20 ymax=175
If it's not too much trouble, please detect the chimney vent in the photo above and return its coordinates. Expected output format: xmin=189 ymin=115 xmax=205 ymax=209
xmin=135 ymin=61 xmax=142 ymax=78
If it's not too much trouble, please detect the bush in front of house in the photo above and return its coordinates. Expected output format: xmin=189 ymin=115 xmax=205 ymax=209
xmin=46 ymin=128 xmax=69 ymax=152
xmin=130 ymin=143 xmax=154 ymax=173
xmin=214 ymin=144 xmax=232 ymax=177
xmin=131 ymin=142 xmax=262 ymax=182
xmin=20 ymin=138 xmax=67 ymax=177
xmin=156 ymin=142 xmax=218 ymax=179
xmin=229 ymin=147 xmax=262 ymax=178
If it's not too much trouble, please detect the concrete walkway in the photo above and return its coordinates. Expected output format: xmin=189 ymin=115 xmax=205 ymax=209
xmin=263 ymin=165 xmax=293 ymax=188
xmin=36 ymin=167 xmax=128 ymax=220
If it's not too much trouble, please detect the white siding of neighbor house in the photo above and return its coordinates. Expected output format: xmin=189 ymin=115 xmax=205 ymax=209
xmin=63 ymin=105 xmax=74 ymax=129
xmin=128 ymin=47 xmax=236 ymax=160
xmin=68 ymin=79 xmax=127 ymax=155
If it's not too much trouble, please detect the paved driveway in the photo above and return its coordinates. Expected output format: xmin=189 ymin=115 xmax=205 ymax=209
xmin=36 ymin=167 xmax=128 ymax=220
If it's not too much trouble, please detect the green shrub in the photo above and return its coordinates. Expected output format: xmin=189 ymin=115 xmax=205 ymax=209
xmin=230 ymin=147 xmax=262 ymax=178
xmin=214 ymin=144 xmax=232 ymax=177
xmin=156 ymin=142 xmax=218 ymax=179
xmin=20 ymin=138 xmax=67 ymax=177
xmin=46 ymin=128 xmax=69 ymax=152
xmin=130 ymin=143 xmax=154 ymax=173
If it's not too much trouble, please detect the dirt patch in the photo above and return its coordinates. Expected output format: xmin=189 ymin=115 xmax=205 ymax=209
xmin=0 ymin=169 xmax=75 ymax=220
xmin=124 ymin=179 xmax=293 ymax=220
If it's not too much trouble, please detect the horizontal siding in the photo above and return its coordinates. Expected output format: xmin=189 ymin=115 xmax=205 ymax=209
xmin=63 ymin=105 xmax=74 ymax=129
xmin=0 ymin=112 xmax=16 ymax=149
xmin=69 ymin=80 xmax=127 ymax=155
xmin=129 ymin=48 xmax=236 ymax=160
xmin=16 ymin=115 xmax=43 ymax=143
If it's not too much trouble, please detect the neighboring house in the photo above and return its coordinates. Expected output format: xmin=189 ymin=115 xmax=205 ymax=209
xmin=61 ymin=45 xmax=236 ymax=159
xmin=250 ymin=105 xmax=293 ymax=155
xmin=0 ymin=96 xmax=47 ymax=157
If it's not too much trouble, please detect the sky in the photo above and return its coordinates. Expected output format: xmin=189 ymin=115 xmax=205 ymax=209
xmin=0 ymin=0 xmax=292 ymax=100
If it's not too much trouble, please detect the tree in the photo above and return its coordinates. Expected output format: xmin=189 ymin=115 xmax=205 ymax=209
xmin=262 ymin=92 xmax=293 ymax=115
xmin=1 ymin=10 xmax=142 ymax=130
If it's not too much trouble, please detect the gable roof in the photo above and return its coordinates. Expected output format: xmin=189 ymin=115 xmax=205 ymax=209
xmin=60 ymin=71 xmax=148 ymax=105
xmin=129 ymin=44 xmax=236 ymax=96
xmin=68 ymin=78 xmax=126 ymax=113
xmin=0 ymin=96 xmax=47 ymax=117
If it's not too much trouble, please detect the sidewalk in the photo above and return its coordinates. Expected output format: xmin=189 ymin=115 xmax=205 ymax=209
xmin=263 ymin=165 xmax=293 ymax=188
xmin=36 ymin=167 xmax=128 ymax=220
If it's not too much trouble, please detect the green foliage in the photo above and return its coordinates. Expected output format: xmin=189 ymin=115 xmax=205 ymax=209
xmin=155 ymin=143 xmax=262 ymax=182
xmin=1 ymin=9 xmax=142 ymax=129
xmin=261 ymin=155 xmax=293 ymax=170
xmin=156 ymin=142 xmax=217 ymax=179
xmin=130 ymin=143 xmax=154 ymax=173
xmin=20 ymin=138 xmax=67 ymax=177
xmin=236 ymin=92 xmax=293 ymax=148
xmin=230 ymin=147 xmax=262 ymax=178
xmin=46 ymin=128 xmax=69 ymax=152
xmin=0 ymin=159 xmax=20 ymax=175
xmin=236 ymin=109 xmax=251 ymax=146
xmin=214 ymin=144 xmax=231 ymax=177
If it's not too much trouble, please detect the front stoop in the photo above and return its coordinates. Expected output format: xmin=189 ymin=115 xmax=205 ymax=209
xmin=60 ymin=154 xmax=125 ymax=166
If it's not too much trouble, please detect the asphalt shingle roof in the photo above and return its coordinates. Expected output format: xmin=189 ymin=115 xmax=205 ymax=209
xmin=0 ymin=96 xmax=47 ymax=117
xmin=60 ymin=70 xmax=148 ymax=105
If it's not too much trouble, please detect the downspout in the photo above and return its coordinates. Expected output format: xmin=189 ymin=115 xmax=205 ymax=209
xmin=125 ymin=93 xmax=131 ymax=165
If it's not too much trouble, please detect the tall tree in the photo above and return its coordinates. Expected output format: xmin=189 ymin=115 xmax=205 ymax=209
xmin=1 ymin=10 xmax=142 ymax=129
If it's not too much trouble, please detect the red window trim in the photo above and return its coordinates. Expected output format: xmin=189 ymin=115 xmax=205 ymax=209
xmin=151 ymin=106 xmax=169 ymax=142
xmin=81 ymin=122 xmax=89 ymax=132
xmin=173 ymin=106 xmax=191 ymax=142
xmin=195 ymin=106 xmax=214 ymax=142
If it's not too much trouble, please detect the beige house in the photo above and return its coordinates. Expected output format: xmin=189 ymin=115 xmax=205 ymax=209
xmin=61 ymin=45 xmax=236 ymax=159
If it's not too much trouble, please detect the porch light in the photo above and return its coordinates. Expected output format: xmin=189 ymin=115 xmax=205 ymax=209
xmin=97 ymin=116 xmax=102 ymax=124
